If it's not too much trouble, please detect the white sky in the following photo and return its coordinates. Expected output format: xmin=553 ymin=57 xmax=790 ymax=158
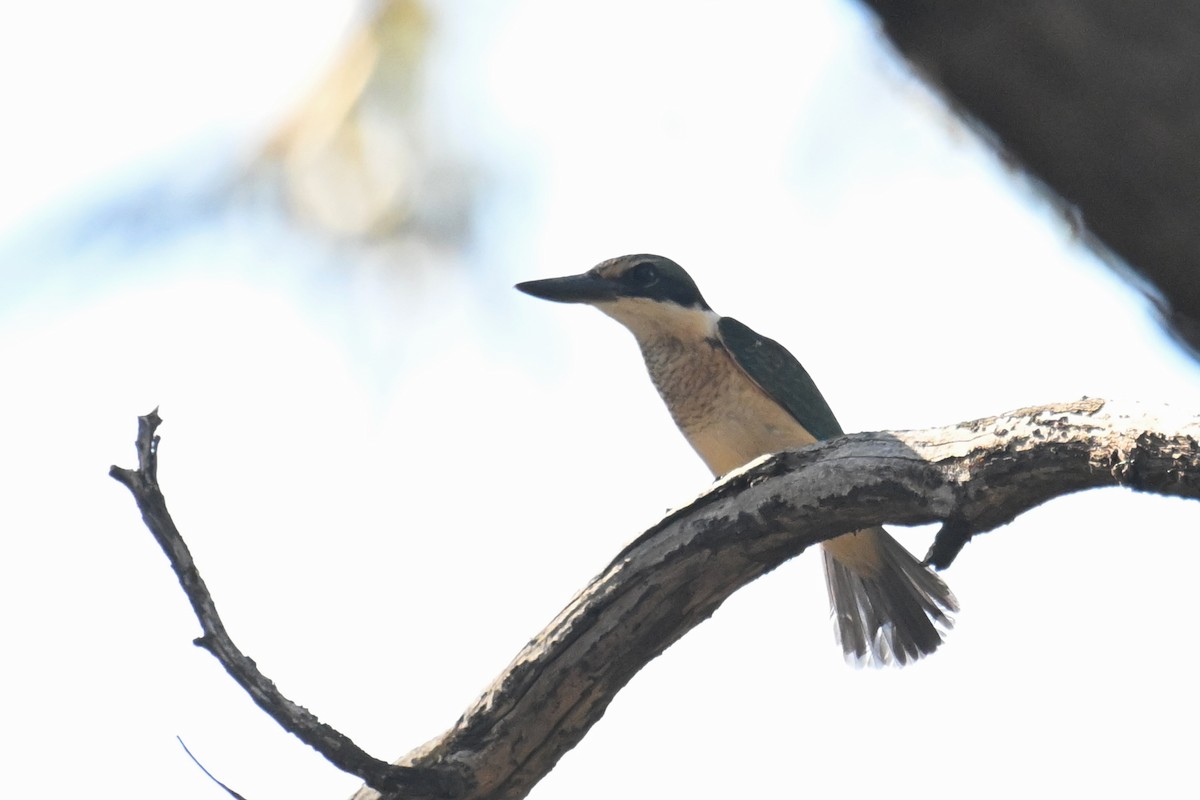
xmin=4 ymin=2 xmax=1200 ymax=799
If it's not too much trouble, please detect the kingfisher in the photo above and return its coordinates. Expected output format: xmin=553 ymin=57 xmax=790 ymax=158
xmin=516 ymin=254 xmax=957 ymax=666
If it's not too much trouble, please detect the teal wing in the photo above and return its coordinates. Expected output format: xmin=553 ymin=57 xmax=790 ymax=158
xmin=717 ymin=316 xmax=844 ymax=441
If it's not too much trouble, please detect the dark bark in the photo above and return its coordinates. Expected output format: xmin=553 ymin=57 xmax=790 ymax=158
xmin=859 ymin=1 xmax=1200 ymax=355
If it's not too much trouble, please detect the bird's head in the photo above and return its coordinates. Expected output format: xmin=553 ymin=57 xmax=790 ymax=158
xmin=516 ymin=254 xmax=713 ymax=339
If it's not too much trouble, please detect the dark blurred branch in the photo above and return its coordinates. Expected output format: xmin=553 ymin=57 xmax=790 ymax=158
xmin=113 ymin=401 xmax=1200 ymax=800
xmin=861 ymin=0 xmax=1200 ymax=355
xmin=109 ymin=410 xmax=464 ymax=799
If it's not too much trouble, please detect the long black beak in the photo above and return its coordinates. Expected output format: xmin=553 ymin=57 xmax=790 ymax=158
xmin=515 ymin=272 xmax=618 ymax=304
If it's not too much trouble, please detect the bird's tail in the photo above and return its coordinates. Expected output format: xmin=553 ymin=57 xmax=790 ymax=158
xmin=822 ymin=527 xmax=957 ymax=667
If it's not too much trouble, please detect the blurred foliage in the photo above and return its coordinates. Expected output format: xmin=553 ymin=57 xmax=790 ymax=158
xmin=254 ymin=0 xmax=475 ymax=249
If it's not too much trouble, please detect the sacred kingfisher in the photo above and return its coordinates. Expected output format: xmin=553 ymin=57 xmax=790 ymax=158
xmin=517 ymin=254 xmax=957 ymax=666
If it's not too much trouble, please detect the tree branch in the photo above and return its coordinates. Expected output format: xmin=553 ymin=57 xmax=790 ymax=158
xmin=856 ymin=1 xmax=1200 ymax=357
xmin=113 ymin=400 xmax=1200 ymax=800
xmin=353 ymin=398 xmax=1200 ymax=800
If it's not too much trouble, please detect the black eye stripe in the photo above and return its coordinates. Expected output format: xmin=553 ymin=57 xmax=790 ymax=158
xmin=626 ymin=263 xmax=659 ymax=287
xmin=594 ymin=255 xmax=710 ymax=310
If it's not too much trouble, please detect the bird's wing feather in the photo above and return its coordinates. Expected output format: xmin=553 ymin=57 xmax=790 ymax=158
xmin=717 ymin=316 xmax=844 ymax=440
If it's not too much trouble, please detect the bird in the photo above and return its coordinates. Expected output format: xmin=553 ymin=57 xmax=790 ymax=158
xmin=516 ymin=254 xmax=957 ymax=666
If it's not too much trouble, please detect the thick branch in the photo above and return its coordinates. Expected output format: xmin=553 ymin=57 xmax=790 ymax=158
xmin=351 ymin=398 xmax=1200 ymax=800
xmin=857 ymin=1 xmax=1200 ymax=355
xmin=113 ymin=400 xmax=1200 ymax=800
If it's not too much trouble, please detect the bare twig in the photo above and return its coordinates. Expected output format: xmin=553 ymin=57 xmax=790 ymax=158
xmin=177 ymin=737 xmax=249 ymax=800
xmin=110 ymin=410 xmax=466 ymax=799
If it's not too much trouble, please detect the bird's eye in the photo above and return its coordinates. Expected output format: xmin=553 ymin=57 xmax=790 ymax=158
xmin=627 ymin=263 xmax=659 ymax=288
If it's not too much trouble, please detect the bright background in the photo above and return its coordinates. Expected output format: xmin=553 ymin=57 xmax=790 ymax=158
xmin=4 ymin=2 xmax=1200 ymax=798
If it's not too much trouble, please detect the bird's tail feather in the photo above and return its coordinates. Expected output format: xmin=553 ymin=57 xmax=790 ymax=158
xmin=822 ymin=528 xmax=957 ymax=667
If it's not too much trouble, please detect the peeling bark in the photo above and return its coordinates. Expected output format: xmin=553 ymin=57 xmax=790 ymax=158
xmin=344 ymin=399 xmax=1200 ymax=800
xmin=111 ymin=401 xmax=1200 ymax=800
